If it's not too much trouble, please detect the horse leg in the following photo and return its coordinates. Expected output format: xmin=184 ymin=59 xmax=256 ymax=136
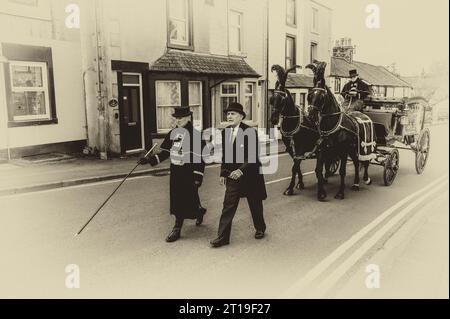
xmin=295 ymin=160 xmax=305 ymax=190
xmin=315 ymin=154 xmax=327 ymax=201
xmin=362 ymin=161 xmax=372 ymax=185
xmin=335 ymin=153 xmax=347 ymax=200
xmin=284 ymin=159 xmax=297 ymax=196
xmin=324 ymin=157 xmax=331 ymax=184
xmin=350 ymin=151 xmax=360 ymax=191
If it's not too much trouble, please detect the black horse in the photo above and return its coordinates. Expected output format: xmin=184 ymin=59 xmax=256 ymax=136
xmin=269 ymin=65 xmax=335 ymax=196
xmin=305 ymin=61 xmax=371 ymax=201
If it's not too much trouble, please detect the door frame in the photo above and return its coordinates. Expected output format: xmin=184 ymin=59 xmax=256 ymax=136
xmin=122 ymin=72 xmax=145 ymax=154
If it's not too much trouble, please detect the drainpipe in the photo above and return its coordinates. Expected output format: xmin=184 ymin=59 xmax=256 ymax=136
xmin=0 ymin=54 xmax=11 ymax=161
xmin=94 ymin=0 xmax=108 ymax=160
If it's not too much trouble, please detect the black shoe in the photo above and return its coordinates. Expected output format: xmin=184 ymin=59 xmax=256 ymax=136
xmin=196 ymin=207 xmax=207 ymax=226
xmin=255 ymin=230 xmax=265 ymax=240
xmin=166 ymin=228 xmax=181 ymax=243
xmin=210 ymin=237 xmax=230 ymax=248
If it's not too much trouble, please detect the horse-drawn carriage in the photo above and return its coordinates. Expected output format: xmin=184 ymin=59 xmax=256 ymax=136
xmin=362 ymin=96 xmax=432 ymax=186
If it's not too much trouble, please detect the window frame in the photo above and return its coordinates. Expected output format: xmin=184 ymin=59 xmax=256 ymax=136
xmin=228 ymin=10 xmax=243 ymax=55
xmin=2 ymin=43 xmax=58 ymax=127
xmin=312 ymin=7 xmax=319 ymax=34
xmin=334 ymin=77 xmax=341 ymax=94
xmin=286 ymin=0 xmax=297 ymax=27
xmin=220 ymin=82 xmax=240 ymax=124
xmin=244 ymin=81 xmax=257 ymax=122
xmin=285 ymin=34 xmax=297 ymax=70
xmin=8 ymin=60 xmax=51 ymax=122
xmin=155 ymin=80 xmax=181 ymax=133
xmin=188 ymin=81 xmax=203 ymax=130
xmin=166 ymin=0 xmax=194 ymax=50
xmin=310 ymin=42 xmax=318 ymax=64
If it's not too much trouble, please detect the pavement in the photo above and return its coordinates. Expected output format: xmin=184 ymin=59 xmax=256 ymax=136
xmin=0 ymin=140 xmax=286 ymax=196
xmin=0 ymin=124 xmax=447 ymax=298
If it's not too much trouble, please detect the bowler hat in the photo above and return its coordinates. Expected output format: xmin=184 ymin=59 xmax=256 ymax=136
xmin=349 ymin=69 xmax=359 ymax=77
xmin=223 ymin=102 xmax=246 ymax=119
xmin=172 ymin=106 xmax=193 ymax=118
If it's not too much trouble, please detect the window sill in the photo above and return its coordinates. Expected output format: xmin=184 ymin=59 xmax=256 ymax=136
xmin=8 ymin=118 xmax=58 ymax=128
xmin=229 ymin=52 xmax=248 ymax=58
xmin=286 ymin=22 xmax=297 ymax=28
xmin=167 ymin=43 xmax=194 ymax=51
xmin=311 ymin=30 xmax=320 ymax=35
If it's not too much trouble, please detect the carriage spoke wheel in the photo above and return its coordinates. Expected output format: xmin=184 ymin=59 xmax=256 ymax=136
xmin=383 ymin=149 xmax=399 ymax=186
xmin=415 ymin=129 xmax=430 ymax=175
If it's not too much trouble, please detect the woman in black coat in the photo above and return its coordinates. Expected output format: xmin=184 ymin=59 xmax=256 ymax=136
xmin=139 ymin=106 xmax=206 ymax=243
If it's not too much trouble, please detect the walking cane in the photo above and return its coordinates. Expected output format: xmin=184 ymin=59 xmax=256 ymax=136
xmin=75 ymin=143 xmax=159 ymax=237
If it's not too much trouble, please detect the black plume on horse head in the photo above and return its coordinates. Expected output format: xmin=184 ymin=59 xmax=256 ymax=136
xmin=306 ymin=60 xmax=327 ymax=87
xmin=271 ymin=64 xmax=302 ymax=90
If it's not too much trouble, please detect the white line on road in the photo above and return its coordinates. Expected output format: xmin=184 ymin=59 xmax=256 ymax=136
xmin=281 ymin=174 xmax=449 ymax=298
xmin=309 ymin=179 xmax=449 ymax=298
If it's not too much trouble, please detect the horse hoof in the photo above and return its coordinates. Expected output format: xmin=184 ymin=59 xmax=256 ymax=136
xmin=351 ymin=185 xmax=360 ymax=191
xmin=364 ymin=178 xmax=372 ymax=186
xmin=296 ymin=183 xmax=305 ymax=190
xmin=318 ymin=191 xmax=327 ymax=201
xmin=284 ymin=189 xmax=294 ymax=196
xmin=323 ymin=179 xmax=329 ymax=185
xmin=335 ymin=193 xmax=345 ymax=200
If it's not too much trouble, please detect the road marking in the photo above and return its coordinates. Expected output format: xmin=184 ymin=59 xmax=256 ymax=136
xmin=281 ymin=174 xmax=449 ymax=298
xmin=309 ymin=179 xmax=448 ymax=297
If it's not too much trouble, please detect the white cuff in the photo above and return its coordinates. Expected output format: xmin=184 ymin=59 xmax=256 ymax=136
xmin=194 ymin=171 xmax=204 ymax=176
xmin=155 ymin=155 xmax=160 ymax=165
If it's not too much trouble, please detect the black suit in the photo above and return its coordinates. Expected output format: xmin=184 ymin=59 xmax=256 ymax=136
xmin=217 ymin=123 xmax=267 ymax=241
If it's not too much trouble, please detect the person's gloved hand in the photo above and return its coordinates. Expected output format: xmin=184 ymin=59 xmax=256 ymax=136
xmin=138 ymin=157 xmax=150 ymax=165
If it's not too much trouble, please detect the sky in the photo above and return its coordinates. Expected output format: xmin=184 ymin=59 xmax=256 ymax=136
xmin=322 ymin=0 xmax=449 ymax=76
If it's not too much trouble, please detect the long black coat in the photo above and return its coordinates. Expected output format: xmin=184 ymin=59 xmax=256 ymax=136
xmin=220 ymin=123 xmax=267 ymax=200
xmin=341 ymin=78 xmax=371 ymax=101
xmin=148 ymin=122 xmax=205 ymax=219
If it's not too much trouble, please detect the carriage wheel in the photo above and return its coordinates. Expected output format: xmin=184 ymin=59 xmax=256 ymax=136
xmin=415 ymin=129 xmax=430 ymax=175
xmin=383 ymin=149 xmax=399 ymax=186
xmin=329 ymin=158 xmax=340 ymax=176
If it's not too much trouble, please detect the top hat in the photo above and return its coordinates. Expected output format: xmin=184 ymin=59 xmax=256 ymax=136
xmin=172 ymin=106 xmax=193 ymax=118
xmin=349 ymin=69 xmax=359 ymax=77
xmin=223 ymin=102 xmax=246 ymax=119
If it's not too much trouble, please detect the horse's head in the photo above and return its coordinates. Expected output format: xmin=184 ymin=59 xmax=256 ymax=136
xmin=270 ymin=64 xmax=301 ymax=126
xmin=306 ymin=60 xmax=328 ymax=123
xmin=270 ymin=89 xmax=289 ymax=125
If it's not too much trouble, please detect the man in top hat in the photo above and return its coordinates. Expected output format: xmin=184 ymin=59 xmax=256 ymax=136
xmin=139 ymin=106 xmax=206 ymax=243
xmin=210 ymin=102 xmax=267 ymax=248
xmin=341 ymin=69 xmax=371 ymax=112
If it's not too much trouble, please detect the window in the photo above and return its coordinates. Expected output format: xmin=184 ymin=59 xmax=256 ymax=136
xmin=286 ymin=35 xmax=296 ymax=70
xmin=168 ymin=0 xmax=191 ymax=47
xmin=386 ymin=87 xmax=394 ymax=97
xmin=189 ymin=81 xmax=203 ymax=130
xmin=286 ymin=0 xmax=296 ymax=26
xmin=291 ymin=93 xmax=297 ymax=106
xmin=156 ymin=81 xmax=181 ymax=132
xmin=300 ymin=93 xmax=306 ymax=110
xmin=310 ymin=42 xmax=318 ymax=63
xmin=9 ymin=0 xmax=38 ymax=5
xmin=312 ymin=7 xmax=319 ymax=33
xmin=244 ymin=82 xmax=256 ymax=122
xmin=221 ymin=82 xmax=239 ymax=122
xmin=229 ymin=10 xmax=243 ymax=54
xmin=9 ymin=61 xmax=51 ymax=122
xmin=0 ymin=0 xmax=50 ymax=19
xmin=334 ymin=78 xmax=341 ymax=93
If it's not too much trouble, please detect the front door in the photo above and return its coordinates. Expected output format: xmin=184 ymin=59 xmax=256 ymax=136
xmin=121 ymin=73 xmax=145 ymax=153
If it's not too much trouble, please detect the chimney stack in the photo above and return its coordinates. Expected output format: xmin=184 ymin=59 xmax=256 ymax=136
xmin=332 ymin=37 xmax=356 ymax=63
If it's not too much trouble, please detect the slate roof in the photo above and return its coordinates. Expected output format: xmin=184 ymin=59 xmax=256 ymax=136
xmin=331 ymin=57 xmax=412 ymax=88
xmin=285 ymin=73 xmax=314 ymax=88
xmin=149 ymin=50 xmax=260 ymax=77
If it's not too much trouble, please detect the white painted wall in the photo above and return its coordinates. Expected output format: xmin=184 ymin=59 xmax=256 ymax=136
xmin=0 ymin=38 xmax=86 ymax=149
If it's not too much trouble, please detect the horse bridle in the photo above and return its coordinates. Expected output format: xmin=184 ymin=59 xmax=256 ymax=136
xmin=308 ymin=87 xmax=346 ymax=137
xmin=273 ymin=90 xmax=303 ymax=137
